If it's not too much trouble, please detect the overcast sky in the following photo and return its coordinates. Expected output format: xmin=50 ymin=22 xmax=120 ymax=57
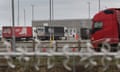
xmin=0 ymin=0 xmax=120 ymax=26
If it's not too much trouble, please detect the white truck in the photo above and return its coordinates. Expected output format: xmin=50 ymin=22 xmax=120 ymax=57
xmin=35 ymin=26 xmax=67 ymax=40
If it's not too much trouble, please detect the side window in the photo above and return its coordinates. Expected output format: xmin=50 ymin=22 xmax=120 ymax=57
xmin=92 ymin=22 xmax=103 ymax=34
xmin=94 ymin=22 xmax=103 ymax=29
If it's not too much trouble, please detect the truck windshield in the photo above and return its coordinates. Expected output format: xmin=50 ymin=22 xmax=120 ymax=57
xmin=36 ymin=27 xmax=44 ymax=34
xmin=92 ymin=22 xmax=103 ymax=34
xmin=38 ymin=29 xmax=44 ymax=32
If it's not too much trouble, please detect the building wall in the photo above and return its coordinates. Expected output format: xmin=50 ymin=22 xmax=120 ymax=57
xmin=32 ymin=19 xmax=92 ymax=39
xmin=32 ymin=19 xmax=92 ymax=28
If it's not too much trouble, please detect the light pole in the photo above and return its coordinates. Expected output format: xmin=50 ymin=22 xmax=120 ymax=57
xmin=98 ymin=0 xmax=101 ymax=11
xmin=88 ymin=2 xmax=90 ymax=19
xmin=31 ymin=5 xmax=34 ymax=21
xmin=18 ymin=0 xmax=19 ymax=26
xmin=24 ymin=8 xmax=26 ymax=26
xmin=88 ymin=2 xmax=91 ymax=28
xmin=49 ymin=0 xmax=55 ymax=49
xmin=88 ymin=2 xmax=91 ymax=39
xmin=49 ymin=0 xmax=52 ymax=41
xmin=11 ymin=0 xmax=16 ymax=51
xmin=51 ymin=0 xmax=54 ymax=25
xmin=51 ymin=0 xmax=54 ymax=40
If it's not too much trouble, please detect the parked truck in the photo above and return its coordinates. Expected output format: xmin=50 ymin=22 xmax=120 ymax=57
xmin=35 ymin=26 xmax=66 ymax=40
xmin=2 ymin=26 xmax=33 ymax=41
xmin=91 ymin=8 xmax=120 ymax=51
xmin=80 ymin=28 xmax=91 ymax=40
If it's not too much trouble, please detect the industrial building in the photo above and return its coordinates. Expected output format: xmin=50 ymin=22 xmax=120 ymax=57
xmin=32 ymin=19 xmax=92 ymax=39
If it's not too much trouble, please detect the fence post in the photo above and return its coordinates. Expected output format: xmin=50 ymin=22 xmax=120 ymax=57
xmin=78 ymin=40 xmax=81 ymax=51
xmin=33 ymin=39 xmax=35 ymax=52
xmin=56 ymin=40 xmax=58 ymax=52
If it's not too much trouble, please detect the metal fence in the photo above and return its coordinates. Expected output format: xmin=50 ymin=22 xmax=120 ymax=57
xmin=0 ymin=40 xmax=119 ymax=72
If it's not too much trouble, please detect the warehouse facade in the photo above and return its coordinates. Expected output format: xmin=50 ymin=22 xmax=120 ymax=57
xmin=32 ymin=19 xmax=92 ymax=39
xmin=32 ymin=19 xmax=91 ymax=28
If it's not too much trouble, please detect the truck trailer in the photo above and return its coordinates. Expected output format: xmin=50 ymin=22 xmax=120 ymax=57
xmin=91 ymin=8 xmax=120 ymax=51
xmin=2 ymin=26 xmax=33 ymax=41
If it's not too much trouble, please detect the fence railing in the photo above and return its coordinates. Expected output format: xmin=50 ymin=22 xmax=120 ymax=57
xmin=0 ymin=40 xmax=89 ymax=52
xmin=0 ymin=40 xmax=120 ymax=72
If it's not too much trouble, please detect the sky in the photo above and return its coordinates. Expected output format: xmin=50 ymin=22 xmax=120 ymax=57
xmin=0 ymin=0 xmax=120 ymax=26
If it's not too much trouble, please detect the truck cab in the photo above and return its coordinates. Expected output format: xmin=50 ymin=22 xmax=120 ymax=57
xmin=91 ymin=8 xmax=120 ymax=51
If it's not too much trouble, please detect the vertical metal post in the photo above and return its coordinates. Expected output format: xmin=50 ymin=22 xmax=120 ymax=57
xmin=11 ymin=0 xmax=16 ymax=51
xmin=49 ymin=0 xmax=52 ymax=41
xmin=51 ymin=0 xmax=54 ymax=21
xmin=88 ymin=2 xmax=90 ymax=19
xmin=18 ymin=0 xmax=19 ymax=26
xmin=88 ymin=2 xmax=91 ymax=39
xmin=51 ymin=0 xmax=54 ymax=40
xmin=98 ymin=0 xmax=101 ymax=11
xmin=31 ymin=5 xmax=35 ymax=51
xmin=72 ymin=47 xmax=76 ymax=72
xmin=24 ymin=8 xmax=26 ymax=26
xmin=32 ymin=5 xmax=34 ymax=21
xmin=49 ymin=0 xmax=54 ymax=40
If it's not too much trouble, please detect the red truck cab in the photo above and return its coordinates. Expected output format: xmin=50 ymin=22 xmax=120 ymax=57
xmin=91 ymin=8 xmax=120 ymax=51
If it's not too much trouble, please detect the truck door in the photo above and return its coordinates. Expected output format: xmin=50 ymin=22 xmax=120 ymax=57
xmin=91 ymin=21 xmax=104 ymax=41
xmin=116 ymin=10 xmax=120 ymax=40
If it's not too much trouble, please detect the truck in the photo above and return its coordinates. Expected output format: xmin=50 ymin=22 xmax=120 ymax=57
xmin=35 ymin=26 xmax=66 ymax=40
xmin=80 ymin=28 xmax=91 ymax=40
xmin=2 ymin=26 xmax=33 ymax=41
xmin=91 ymin=8 xmax=120 ymax=51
